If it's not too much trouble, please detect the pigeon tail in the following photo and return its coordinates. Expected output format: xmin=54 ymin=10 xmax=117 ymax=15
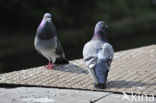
xmin=94 ymin=59 xmax=109 ymax=88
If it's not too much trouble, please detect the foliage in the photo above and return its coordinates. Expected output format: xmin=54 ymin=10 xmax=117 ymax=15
xmin=0 ymin=0 xmax=156 ymax=73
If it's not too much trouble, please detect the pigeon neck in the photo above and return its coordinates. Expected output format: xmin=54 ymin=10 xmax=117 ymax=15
xmin=37 ymin=20 xmax=56 ymax=40
xmin=93 ymin=32 xmax=107 ymax=41
xmin=93 ymin=33 xmax=100 ymax=38
xmin=39 ymin=19 xmax=45 ymax=27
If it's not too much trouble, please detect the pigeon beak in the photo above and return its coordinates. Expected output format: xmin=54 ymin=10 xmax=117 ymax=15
xmin=47 ymin=18 xmax=51 ymax=22
xmin=43 ymin=17 xmax=51 ymax=23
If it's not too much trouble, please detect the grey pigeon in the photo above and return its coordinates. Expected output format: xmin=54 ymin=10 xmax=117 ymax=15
xmin=34 ymin=13 xmax=68 ymax=69
xmin=83 ymin=21 xmax=114 ymax=89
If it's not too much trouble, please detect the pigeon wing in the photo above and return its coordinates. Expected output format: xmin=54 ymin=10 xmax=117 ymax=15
xmin=55 ymin=38 xmax=68 ymax=63
xmin=83 ymin=41 xmax=98 ymax=69
xmin=102 ymin=43 xmax=114 ymax=62
xmin=55 ymin=38 xmax=63 ymax=56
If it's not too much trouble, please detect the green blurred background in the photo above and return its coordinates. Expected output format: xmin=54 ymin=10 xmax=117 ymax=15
xmin=0 ymin=0 xmax=156 ymax=73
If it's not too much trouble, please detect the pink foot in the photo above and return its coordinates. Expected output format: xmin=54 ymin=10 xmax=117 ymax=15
xmin=45 ymin=61 xmax=55 ymax=69
xmin=48 ymin=64 xmax=55 ymax=69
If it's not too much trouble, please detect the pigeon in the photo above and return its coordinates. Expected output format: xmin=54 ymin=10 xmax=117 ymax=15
xmin=34 ymin=13 xmax=68 ymax=69
xmin=83 ymin=21 xmax=114 ymax=89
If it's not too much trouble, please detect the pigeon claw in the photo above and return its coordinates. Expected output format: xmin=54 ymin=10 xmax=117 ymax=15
xmin=45 ymin=62 xmax=55 ymax=69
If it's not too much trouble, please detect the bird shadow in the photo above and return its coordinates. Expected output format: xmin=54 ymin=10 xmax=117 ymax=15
xmin=54 ymin=63 xmax=88 ymax=74
xmin=53 ymin=63 xmax=156 ymax=91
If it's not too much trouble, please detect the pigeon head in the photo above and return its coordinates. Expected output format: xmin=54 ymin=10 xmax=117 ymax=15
xmin=36 ymin=13 xmax=56 ymax=40
xmin=93 ymin=21 xmax=108 ymax=41
xmin=40 ymin=13 xmax=52 ymax=27
xmin=43 ymin=13 xmax=52 ymax=19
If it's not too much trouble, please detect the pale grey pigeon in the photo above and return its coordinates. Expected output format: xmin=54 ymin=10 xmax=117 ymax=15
xmin=34 ymin=13 xmax=68 ymax=69
xmin=83 ymin=21 xmax=114 ymax=89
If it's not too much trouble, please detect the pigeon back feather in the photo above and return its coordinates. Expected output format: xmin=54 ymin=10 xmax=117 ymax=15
xmin=83 ymin=40 xmax=104 ymax=69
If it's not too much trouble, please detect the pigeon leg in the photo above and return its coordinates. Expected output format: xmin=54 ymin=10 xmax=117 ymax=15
xmin=45 ymin=60 xmax=55 ymax=69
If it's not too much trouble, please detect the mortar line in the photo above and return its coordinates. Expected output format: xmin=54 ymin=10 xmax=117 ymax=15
xmin=90 ymin=93 xmax=111 ymax=103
